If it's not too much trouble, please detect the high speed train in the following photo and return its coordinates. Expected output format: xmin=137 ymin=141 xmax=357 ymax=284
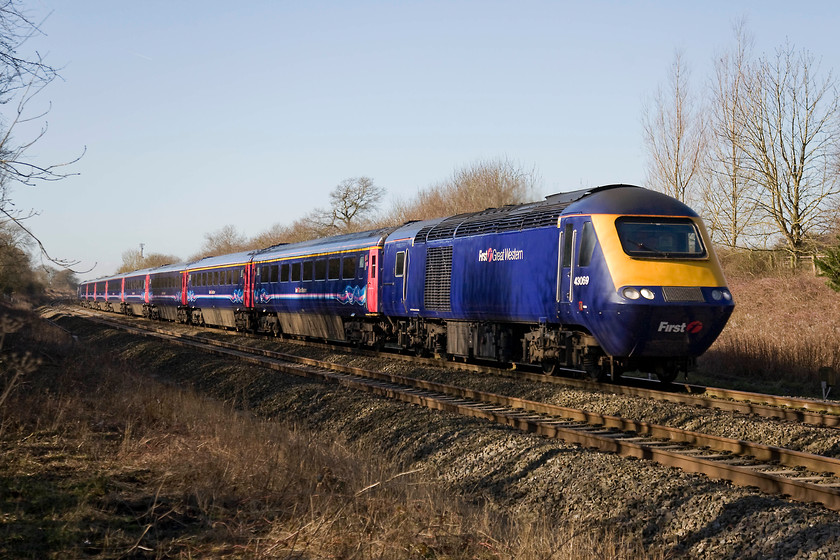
xmin=79 ymin=184 xmax=734 ymax=382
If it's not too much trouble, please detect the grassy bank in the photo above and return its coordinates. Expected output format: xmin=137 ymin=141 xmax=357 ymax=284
xmin=696 ymin=268 xmax=840 ymax=397
xmin=0 ymin=310 xmax=658 ymax=559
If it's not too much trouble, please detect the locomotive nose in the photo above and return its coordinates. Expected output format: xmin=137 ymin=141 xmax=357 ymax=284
xmin=633 ymin=302 xmax=734 ymax=357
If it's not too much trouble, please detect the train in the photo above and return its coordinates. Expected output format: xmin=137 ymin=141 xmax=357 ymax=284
xmin=78 ymin=184 xmax=734 ymax=382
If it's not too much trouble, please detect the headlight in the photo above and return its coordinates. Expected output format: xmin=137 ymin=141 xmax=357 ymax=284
xmin=722 ymin=290 xmax=732 ymax=301
xmin=711 ymin=289 xmax=722 ymax=301
xmin=622 ymin=287 xmax=640 ymax=300
xmin=640 ymin=288 xmax=655 ymax=300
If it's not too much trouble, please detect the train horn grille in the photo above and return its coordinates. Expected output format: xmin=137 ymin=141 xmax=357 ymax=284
xmin=662 ymin=286 xmax=705 ymax=302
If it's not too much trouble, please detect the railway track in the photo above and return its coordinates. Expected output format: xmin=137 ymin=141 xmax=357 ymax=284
xmin=50 ymin=305 xmax=840 ymax=511
xmin=61 ymin=304 xmax=840 ymax=428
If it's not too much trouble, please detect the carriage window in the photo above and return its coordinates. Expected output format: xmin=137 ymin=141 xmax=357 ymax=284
xmin=342 ymin=257 xmax=355 ymax=279
xmin=271 ymin=265 xmax=279 ymax=283
xmin=578 ymin=222 xmax=596 ymax=267
xmin=328 ymin=258 xmax=340 ymax=280
xmin=314 ymin=260 xmax=327 ymax=281
xmin=281 ymin=263 xmax=290 ymax=282
xmin=395 ymin=251 xmax=405 ymax=277
xmin=302 ymin=261 xmax=313 ymax=281
xmin=260 ymin=265 xmax=269 ymax=280
xmin=291 ymin=262 xmax=301 ymax=282
xmin=359 ymin=256 xmax=365 ymax=269
xmin=616 ymin=217 xmax=706 ymax=259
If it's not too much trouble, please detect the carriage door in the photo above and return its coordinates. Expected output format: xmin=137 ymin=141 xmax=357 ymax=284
xmin=144 ymin=275 xmax=150 ymax=304
xmin=557 ymin=217 xmax=595 ymax=322
xmin=366 ymin=248 xmax=380 ymax=313
xmin=243 ymin=262 xmax=255 ymax=308
xmin=181 ymin=271 xmax=188 ymax=305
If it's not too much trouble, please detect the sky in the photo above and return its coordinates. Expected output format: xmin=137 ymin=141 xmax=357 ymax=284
xmin=8 ymin=0 xmax=840 ymax=280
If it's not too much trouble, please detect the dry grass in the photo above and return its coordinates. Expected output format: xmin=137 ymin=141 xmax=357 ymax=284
xmin=697 ymin=266 xmax=840 ymax=397
xmin=1 ymin=309 xmax=662 ymax=559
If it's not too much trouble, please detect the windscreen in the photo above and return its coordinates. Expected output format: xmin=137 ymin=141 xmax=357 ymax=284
xmin=615 ymin=217 xmax=706 ymax=259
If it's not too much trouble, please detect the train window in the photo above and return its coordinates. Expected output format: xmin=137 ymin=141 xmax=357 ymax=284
xmin=342 ymin=257 xmax=355 ymax=279
xmin=359 ymin=256 xmax=365 ymax=269
xmin=291 ymin=262 xmax=301 ymax=282
xmin=281 ymin=263 xmax=290 ymax=282
xmin=371 ymin=254 xmax=377 ymax=279
xmin=562 ymin=224 xmax=574 ymax=267
xmin=578 ymin=222 xmax=596 ymax=267
xmin=314 ymin=260 xmax=326 ymax=281
xmin=302 ymin=261 xmax=313 ymax=282
xmin=271 ymin=265 xmax=279 ymax=283
xmin=260 ymin=265 xmax=269 ymax=281
xmin=615 ymin=217 xmax=707 ymax=259
xmin=328 ymin=258 xmax=340 ymax=280
xmin=202 ymin=273 xmax=207 ymax=287
xmin=394 ymin=251 xmax=405 ymax=277
xmin=214 ymin=271 xmax=220 ymax=286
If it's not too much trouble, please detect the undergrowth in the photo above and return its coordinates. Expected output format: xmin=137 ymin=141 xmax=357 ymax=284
xmin=696 ymin=267 xmax=840 ymax=398
xmin=0 ymin=308 xmax=660 ymax=559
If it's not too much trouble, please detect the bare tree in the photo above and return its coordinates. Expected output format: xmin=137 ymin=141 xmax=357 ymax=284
xmin=117 ymin=248 xmax=180 ymax=273
xmin=738 ymin=43 xmax=840 ymax=264
xmin=643 ymin=50 xmax=707 ymax=205
xmin=703 ymin=22 xmax=764 ymax=248
xmin=391 ymin=157 xmax=539 ymax=223
xmin=321 ymin=177 xmax=385 ymax=233
xmin=0 ymin=2 xmax=83 ymax=272
xmin=191 ymin=224 xmax=252 ymax=260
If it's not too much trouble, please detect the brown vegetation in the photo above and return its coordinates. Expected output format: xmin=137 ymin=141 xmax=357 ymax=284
xmin=0 ymin=310 xmax=661 ymax=558
xmin=697 ymin=256 xmax=840 ymax=397
xmin=389 ymin=158 xmax=540 ymax=224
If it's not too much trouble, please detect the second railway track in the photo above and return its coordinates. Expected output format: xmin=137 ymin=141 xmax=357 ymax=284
xmin=50 ymin=305 xmax=840 ymax=512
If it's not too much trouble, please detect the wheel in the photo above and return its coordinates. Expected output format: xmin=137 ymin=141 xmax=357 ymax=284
xmin=541 ymin=360 xmax=558 ymax=375
xmin=654 ymin=365 xmax=678 ymax=384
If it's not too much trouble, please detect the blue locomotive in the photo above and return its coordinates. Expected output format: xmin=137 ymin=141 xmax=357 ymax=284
xmin=79 ymin=185 xmax=734 ymax=382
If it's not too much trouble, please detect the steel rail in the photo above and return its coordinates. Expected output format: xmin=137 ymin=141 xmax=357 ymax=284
xmin=59 ymin=307 xmax=840 ymax=511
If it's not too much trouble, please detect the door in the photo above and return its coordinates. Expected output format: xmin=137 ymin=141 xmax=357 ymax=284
xmin=391 ymin=248 xmax=409 ymax=311
xmin=557 ymin=217 xmax=594 ymax=323
xmin=243 ymin=262 xmax=255 ymax=308
xmin=366 ymin=248 xmax=380 ymax=313
xmin=181 ymin=271 xmax=188 ymax=305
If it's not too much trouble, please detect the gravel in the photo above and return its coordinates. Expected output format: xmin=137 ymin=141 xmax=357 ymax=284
xmin=60 ymin=314 xmax=840 ymax=558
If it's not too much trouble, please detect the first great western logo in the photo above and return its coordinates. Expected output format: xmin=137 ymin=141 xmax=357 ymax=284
xmin=478 ymin=247 xmax=525 ymax=262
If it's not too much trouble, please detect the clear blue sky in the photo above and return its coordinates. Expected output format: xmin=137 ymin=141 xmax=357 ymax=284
xmin=10 ymin=0 xmax=840 ymax=279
